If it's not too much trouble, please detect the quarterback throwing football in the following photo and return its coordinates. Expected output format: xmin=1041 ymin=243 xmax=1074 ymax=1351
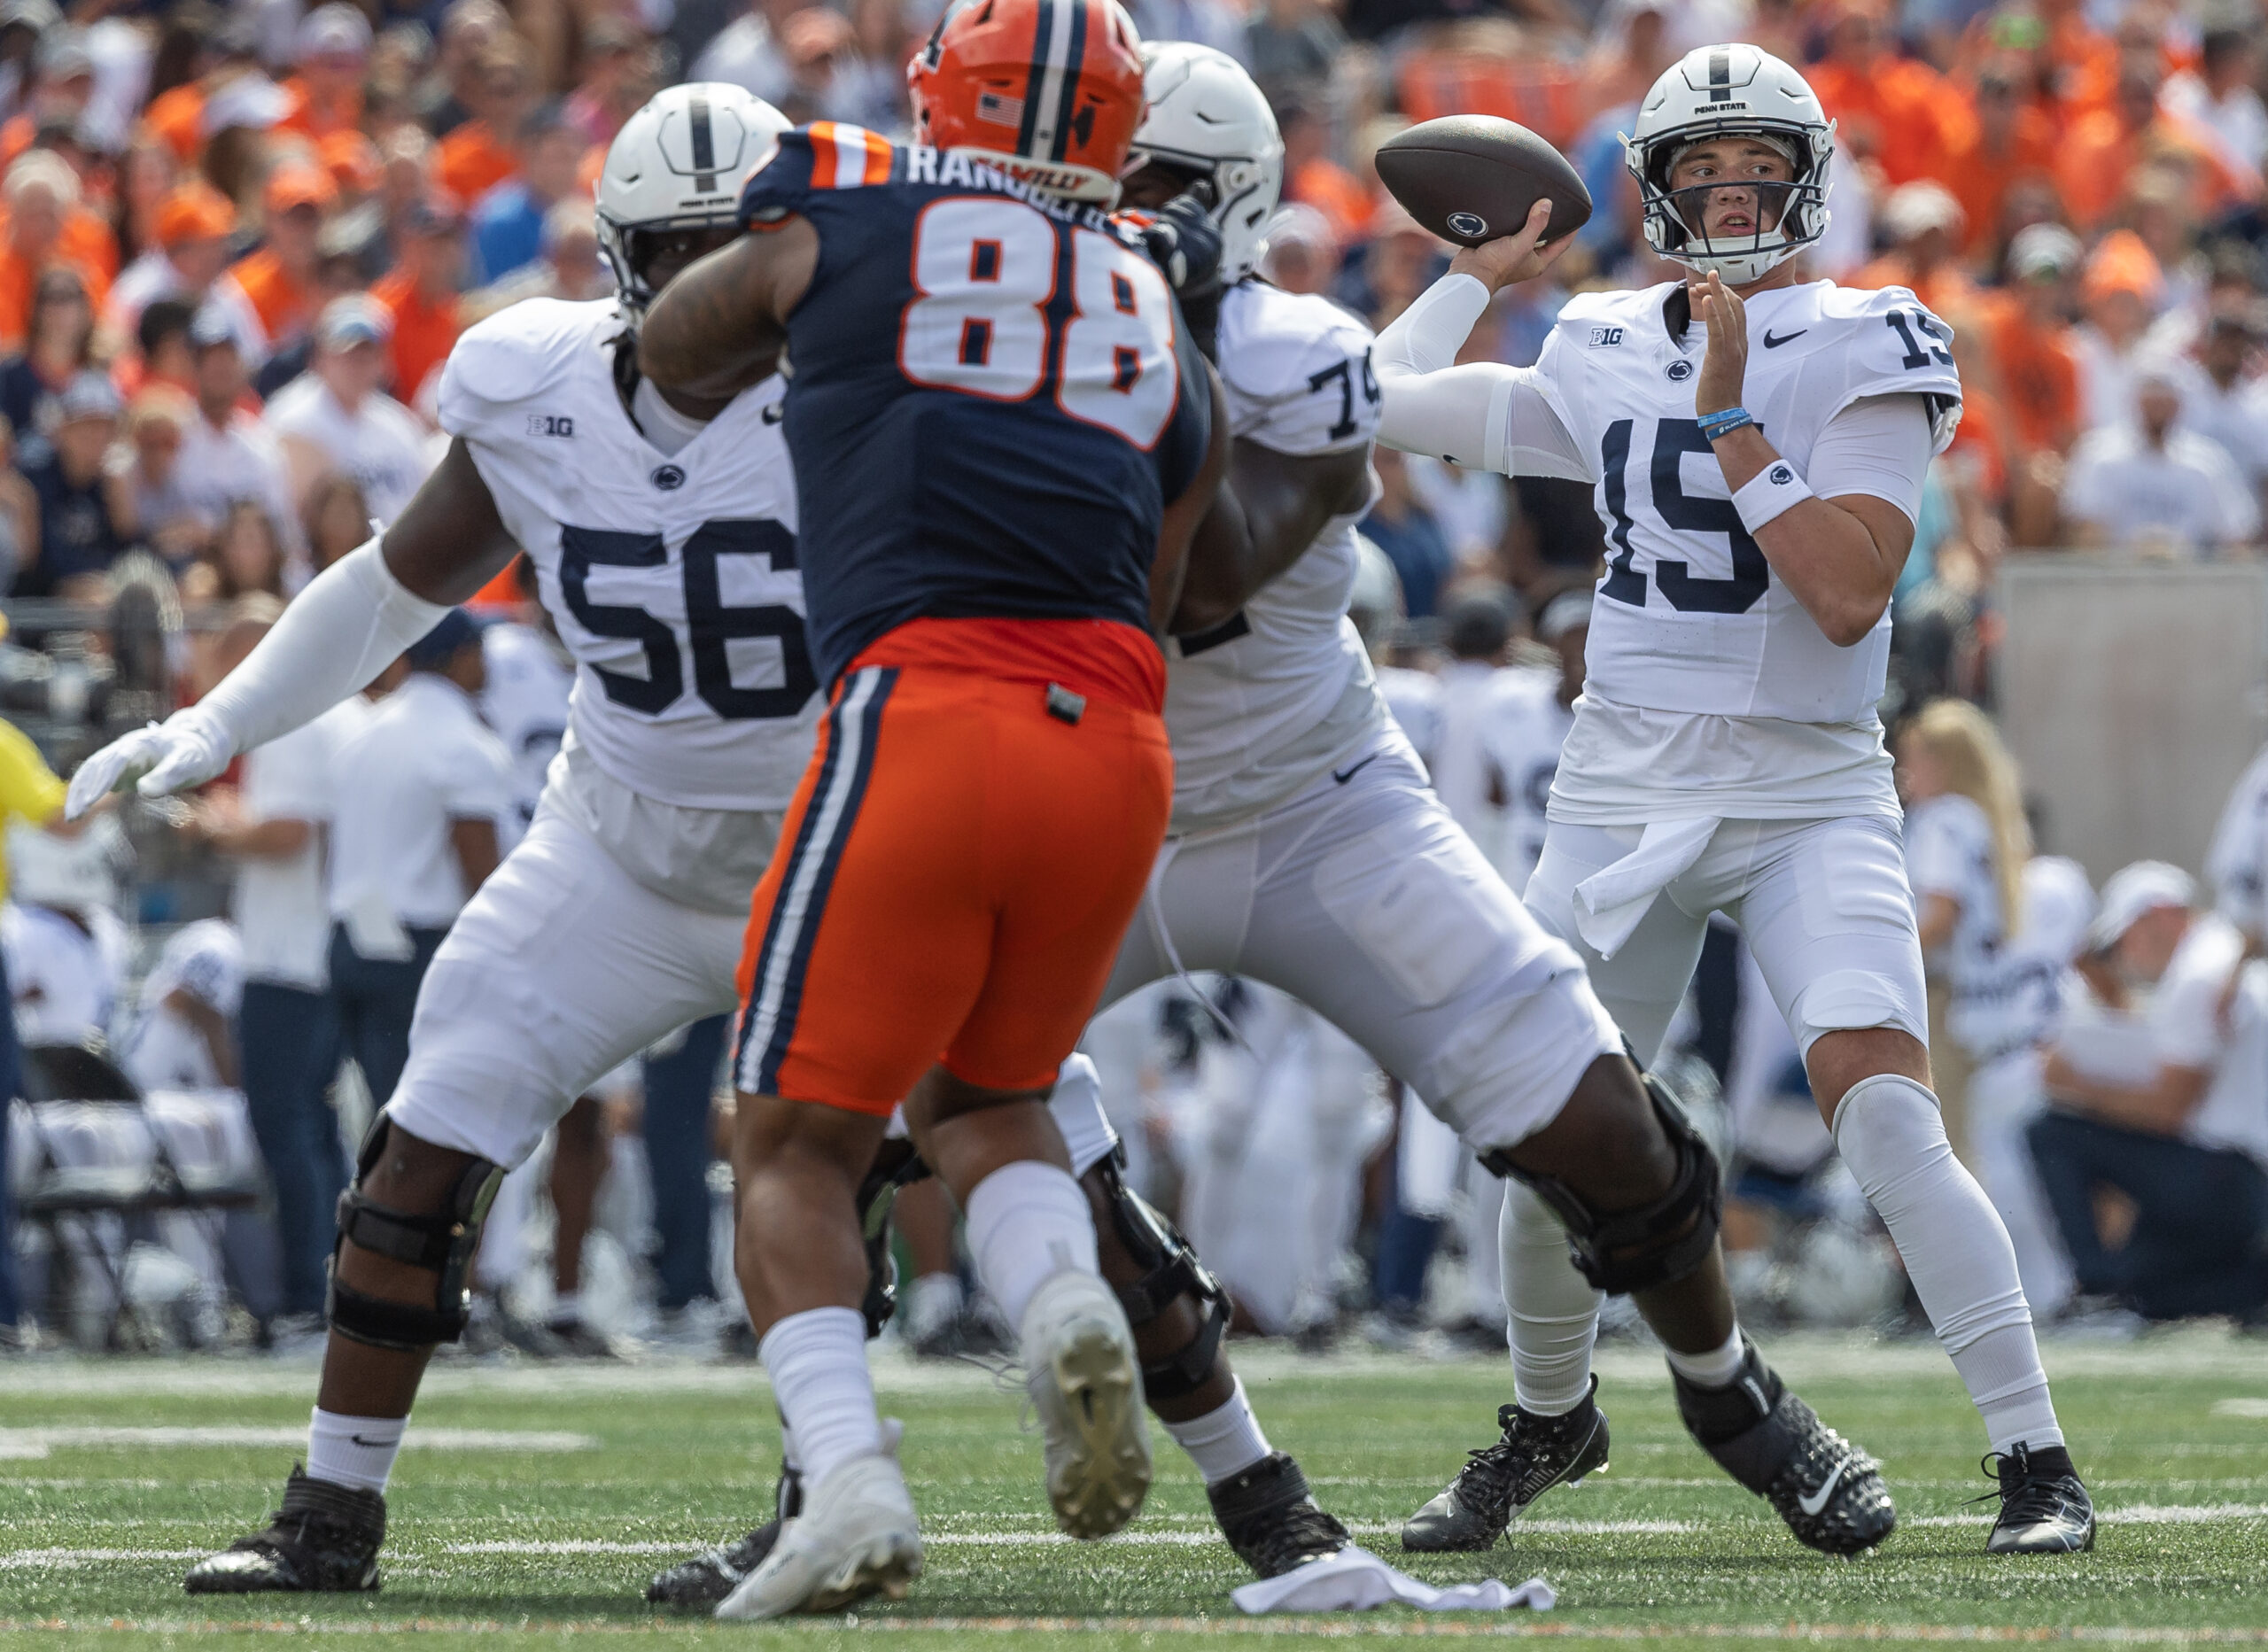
xmin=1375 ymin=44 xmax=2093 ymax=1555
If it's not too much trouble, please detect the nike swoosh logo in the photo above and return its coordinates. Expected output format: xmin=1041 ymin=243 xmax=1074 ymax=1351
xmin=1762 ymin=329 xmax=1806 ymax=349
xmin=349 ymin=1434 xmax=391 ymax=1448
xmin=1332 ymin=753 xmax=1382 ymax=786
xmin=1797 ymin=1462 xmax=1847 ymax=1516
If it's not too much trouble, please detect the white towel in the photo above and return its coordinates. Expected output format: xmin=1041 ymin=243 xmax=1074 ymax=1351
xmin=1571 ymin=817 xmax=1721 ymax=959
xmin=1230 ymin=1545 xmax=1556 ymax=1615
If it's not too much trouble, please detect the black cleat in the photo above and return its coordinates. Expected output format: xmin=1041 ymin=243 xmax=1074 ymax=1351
xmin=183 ymin=1466 xmax=384 ymax=1594
xmin=645 ymin=1462 xmax=804 ymax=1609
xmin=1402 ymin=1377 xmax=1611 ymax=1552
xmin=1983 ymin=1443 xmax=2094 ymax=1555
xmin=1674 ymin=1338 xmax=1894 ymax=1556
xmin=1206 ymin=1452 xmax=1349 ymax=1578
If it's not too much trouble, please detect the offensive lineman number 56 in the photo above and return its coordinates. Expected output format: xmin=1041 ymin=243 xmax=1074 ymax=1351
xmin=897 ymin=198 xmax=1179 ymax=448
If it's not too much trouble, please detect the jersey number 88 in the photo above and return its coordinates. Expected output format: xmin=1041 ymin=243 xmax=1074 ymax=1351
xmin=897 ymin=198 xmax=1179 ymax=449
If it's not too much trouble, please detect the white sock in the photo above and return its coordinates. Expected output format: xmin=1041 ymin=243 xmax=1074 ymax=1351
xmin=962 ymin=1160 xmax=1099 ymax=1330
xmin=1161 ymin=1378 xmax=1272 ymax=1485
xmin=306 ymin=1408 xmax=407 ymax=1495
xmin=905 ymin=1272 xmax=965 ymax=1342
xmin=1834 ymin=1074 xmax=2063 ymax=1454
xmin=757 ymin=1307 xmax=884 ymax=1489
xmin=1663 ymin=1324 xmax=1746 ymax=1389
xmin=1499 ymin=1182 xmax=1604 ymax=1416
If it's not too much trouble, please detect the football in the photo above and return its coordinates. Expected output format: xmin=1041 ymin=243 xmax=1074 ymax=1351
xmin=1374 ymin=114 xmax=1593 ymax=249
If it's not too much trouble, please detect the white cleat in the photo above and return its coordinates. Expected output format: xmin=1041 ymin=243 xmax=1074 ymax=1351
xmin=712 ymin=1451 xmax=921 ymax=1619
xmin=1021 ymin=1268 xmax=1151 ymax=1540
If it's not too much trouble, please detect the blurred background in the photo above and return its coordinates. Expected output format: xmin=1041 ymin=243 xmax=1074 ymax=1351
xmin=0 ymin=0 xmax=2260 ymax=1368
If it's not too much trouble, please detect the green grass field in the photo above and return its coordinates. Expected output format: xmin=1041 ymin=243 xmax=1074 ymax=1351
xmin=4 ymin=1330 xmax=2266 ymax=1648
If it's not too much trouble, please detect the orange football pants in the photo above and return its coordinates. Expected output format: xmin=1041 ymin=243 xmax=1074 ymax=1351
xmin=734 ymin=659 xmax=1173 ymax=1114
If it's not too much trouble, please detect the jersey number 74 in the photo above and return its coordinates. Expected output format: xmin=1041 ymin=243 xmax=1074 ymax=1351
xmin=897 ymin=198 xmax=1180 ymax=450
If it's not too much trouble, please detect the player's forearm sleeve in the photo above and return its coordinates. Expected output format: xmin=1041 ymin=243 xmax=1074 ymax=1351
xmin=1374 ymin=273 xmax=1588 ymax=481
xmin=198 ymin=539 xmax=453 ymax=753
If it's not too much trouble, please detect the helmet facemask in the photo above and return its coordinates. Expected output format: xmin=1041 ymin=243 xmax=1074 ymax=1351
xmin=1627 ymin=119 xmax=1834 ymax=286
xmin=598 ymin=216 xmax=743 ymax=322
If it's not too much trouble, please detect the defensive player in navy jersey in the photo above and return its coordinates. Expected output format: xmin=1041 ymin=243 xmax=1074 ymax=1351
xmin=638 ymin=0 xmax=1228 ymax=1616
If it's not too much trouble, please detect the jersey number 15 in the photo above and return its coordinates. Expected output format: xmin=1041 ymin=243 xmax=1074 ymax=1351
xmin=897 ymin=198 xmax=1179 ymax=449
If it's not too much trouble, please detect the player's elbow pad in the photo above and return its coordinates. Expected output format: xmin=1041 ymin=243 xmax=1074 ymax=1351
xmin=199 ymin=538 xmax=454 ymax=754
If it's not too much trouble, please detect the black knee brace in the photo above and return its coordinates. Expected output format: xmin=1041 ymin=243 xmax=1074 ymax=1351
xmin=326 ymin=1114 xmax=505 ymax=1350
xmin=1480 ymin=1069 xmax=1723 ymax=1296
xmin=1093 ymin=1149 xmax=1231 ymax=1402
xmin=854 ymin=1137 xmax=933 ymax=1338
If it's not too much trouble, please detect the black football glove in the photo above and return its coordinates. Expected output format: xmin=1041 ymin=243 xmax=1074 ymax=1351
xmin=1138 ymin=185 xmax=1225 ymax=363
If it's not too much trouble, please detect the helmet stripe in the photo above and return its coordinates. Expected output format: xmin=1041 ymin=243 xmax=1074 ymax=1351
xmin=1707 ymin=46 xmax=1731 ymax=101
xmin=687 ymin=89 xmax=716 ymax=190
xmin=1024 ymin=0 xmax=1078 ymax=165
xmin=1014 ymin=0 xmax=1056 ymax=159
xmin=1047 ymin=0 xmax=1088 ymax=162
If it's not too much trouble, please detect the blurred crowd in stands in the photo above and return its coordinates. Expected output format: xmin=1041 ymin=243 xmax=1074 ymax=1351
xmin=0 ymin=0 xmax=2261 ymax=1358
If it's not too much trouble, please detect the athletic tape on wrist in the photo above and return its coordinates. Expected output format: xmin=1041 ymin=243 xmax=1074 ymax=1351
xmin=1732 ymin=460 xmax=1814 ymax=534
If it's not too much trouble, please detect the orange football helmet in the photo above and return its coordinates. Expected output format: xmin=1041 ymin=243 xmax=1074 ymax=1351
xmin=909 ymin=0 xmax=1146 ymax=204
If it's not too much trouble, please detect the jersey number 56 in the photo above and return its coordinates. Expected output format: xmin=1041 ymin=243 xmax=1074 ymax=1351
xmin=897 ymin=198 xmax=1179 ymax=449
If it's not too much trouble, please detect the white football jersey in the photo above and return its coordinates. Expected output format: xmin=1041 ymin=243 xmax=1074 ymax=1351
xmin=1905 ymin=792 xmax=2004 ymax=991
xmin=2207 ymin=742 xmax=2268 ymax=943
xmin=122 ymin=918 xmax=245 ymax=1093
xmin=481 ymin=620 xmax=572 ymax=824
xmin=438 ymin=299 xmax=820 ymax=813
xmin=1478 ymin=667 xmax=1573 ymax=892
xmin=1164 ymin=281 xmax=1387 ymax=835
xmin=1533 ymin=280 xmax=1960 ymax=724
xmin=1946 ymin=855 xmax=2093 ymax=1066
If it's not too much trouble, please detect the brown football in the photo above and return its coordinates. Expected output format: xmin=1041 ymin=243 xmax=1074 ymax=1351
xmin=1374 ymin=115 xmax=1593 ymax=249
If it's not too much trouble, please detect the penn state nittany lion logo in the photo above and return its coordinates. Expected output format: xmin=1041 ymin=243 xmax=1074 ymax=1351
xmin=1447 ymin=212 xmax=1487 ymax=239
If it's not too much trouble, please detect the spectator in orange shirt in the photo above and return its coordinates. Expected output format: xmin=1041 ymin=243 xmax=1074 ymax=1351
xmin=369 ymin=194 xmax=465 ymax=409
xmin=231 ymin=166 xmax=335 ymax=358
xmin=2055 ymin=55 xmax=2254 ymax=232
xmin=277 ymin=4 xmax=370 ymax=146
xmin=438 ymin=37 xmax=537 ymax=209
xmin=105 ymin=184 xmax=266 ymax=369
xmin=1980 ymin=223 xmax=2084 ymax=460
xmin=1279 ymin=98 xmax=1371 ymax=246
xmin=142 ymin=16 xmax=274 ymax=167
xmin=0 ymin=151 xmax=102 ymax=352
xmin=1854 ymin=182 xmax=1982 ymax=327
xmin=1806 ymin=0 xmax=1977 ymax=190
xmin=1951 ymin=56 xmax=2060 ymax=258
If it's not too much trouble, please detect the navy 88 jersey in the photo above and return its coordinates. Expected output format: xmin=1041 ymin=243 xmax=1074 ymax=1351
xmin=739 ymin=122 xmax=1213 ymax=686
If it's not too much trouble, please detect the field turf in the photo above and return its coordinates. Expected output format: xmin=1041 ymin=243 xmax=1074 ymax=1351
xmin=3 ymin=1330 xmax=2266 ymax=1648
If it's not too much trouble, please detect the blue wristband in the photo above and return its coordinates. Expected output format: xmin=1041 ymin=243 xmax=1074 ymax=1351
xmin=1697 ymin=406 xmax=1753 ymax=442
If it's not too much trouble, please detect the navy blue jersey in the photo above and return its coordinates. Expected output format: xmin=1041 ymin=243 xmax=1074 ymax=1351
xmin=739 ymin=122 xmax=1214 ymax=686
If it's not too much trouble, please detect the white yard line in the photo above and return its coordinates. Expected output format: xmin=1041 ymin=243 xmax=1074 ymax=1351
xmin=0 ymin=1425 xmax=595 ymax=1459
xmin=0 ymin=1617 xmax=2265 ymax=1642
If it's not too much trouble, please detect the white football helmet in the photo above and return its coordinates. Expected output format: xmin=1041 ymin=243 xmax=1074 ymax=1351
xmin=1123 ymin=43 xmax=1285 ymax=285
xmin=1622 ymin=45 xmax=1834 ymax=285
xmin=596 ymin=82 xmax=790 ymax=316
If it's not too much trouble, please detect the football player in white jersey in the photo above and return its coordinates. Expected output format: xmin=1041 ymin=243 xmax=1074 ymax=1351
xmin=1049 ymin=42 xmax=1891 ymax=1564
xmin=66 ymin=83 xmax=828 ymax=1594
xmin=1374 ymin=43 xmax=2093 ymax=1554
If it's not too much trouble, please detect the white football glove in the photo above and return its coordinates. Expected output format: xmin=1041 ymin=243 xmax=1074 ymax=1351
xmin=64 ymin=705 xmax=236 ymax=819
